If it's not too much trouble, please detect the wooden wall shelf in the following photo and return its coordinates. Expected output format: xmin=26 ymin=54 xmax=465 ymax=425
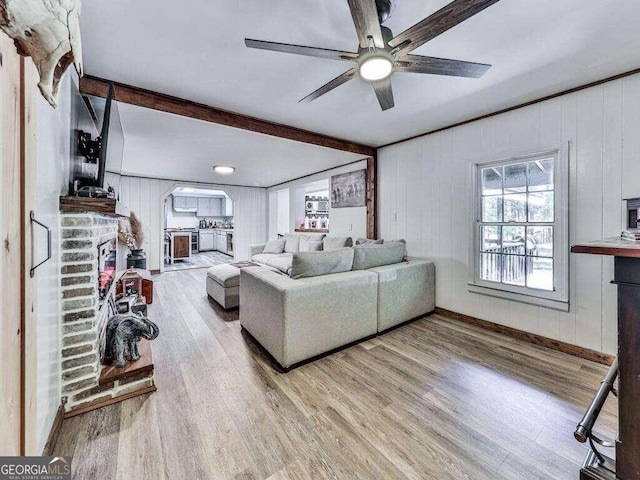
xmin=295 ymin=228 xmax=329 ymax=233
xmin=99 ymin=340 xmax=154 ymax=385
xmin=60 ymin=196 xmax=130 ymax=217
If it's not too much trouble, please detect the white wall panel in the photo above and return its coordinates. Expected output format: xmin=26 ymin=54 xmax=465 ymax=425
xmin=378 ymin=73 xmax=640 ymax=355
xmin=111 ymin=175 xmax=268 ymax=270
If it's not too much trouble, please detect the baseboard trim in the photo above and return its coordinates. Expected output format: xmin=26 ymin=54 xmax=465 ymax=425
xmin=41 ymin=403 xmax=65 ymax=456
xmin=63 ymin=385 xmax=157 ymax=419
xmin=434 ymin=307 xmax=615 ymax=366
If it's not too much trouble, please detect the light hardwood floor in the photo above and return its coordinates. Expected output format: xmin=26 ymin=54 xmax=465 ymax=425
xmin=54 ymin=268 xmax=618 ymax=479
xmin=164 ymin=250 xmax=233 ymax=272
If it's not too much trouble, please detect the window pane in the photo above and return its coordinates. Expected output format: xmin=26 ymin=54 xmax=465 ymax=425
xmin=481 ymin=226 xmax=501 ymax=253
xmin=482 ymin=196 xmax=503 ymax=222
xmin=528 ymin=191 xmax=554 ymax=222
xmin=504 ymin=194 xmax=527 ymax=222
xmin=480 ymin=253 xmax=501 ymax=282
xmin=527 ymin=226 xmax=553 ymax=258
xmin=503 ymin=226 xmax=525 ymax=255
xmin=528 ymin=159 xmax=554 ymax=192
xmin=482 ymin=167 xmax=502 ymax=195
xmin=527 ymin=258 xmax=553 ymax=291
xmin=504 ymin=162 xmax=527 ymax=193
xmin=502 ymin=255 xmax=526 ymax=286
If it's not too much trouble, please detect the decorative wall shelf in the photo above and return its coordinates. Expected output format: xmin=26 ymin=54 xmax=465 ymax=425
xmin=59 ymin=196 xmax=130 ymax=217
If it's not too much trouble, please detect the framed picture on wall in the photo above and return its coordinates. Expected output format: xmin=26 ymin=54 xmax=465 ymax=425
xmin=331 ymin=169 xmax=367 ymax=208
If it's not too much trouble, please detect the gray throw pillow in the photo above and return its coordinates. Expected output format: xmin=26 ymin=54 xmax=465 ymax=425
xmin=283 ymin=233 xmax=300 ymax=253
xmin=385 ymin=238 xmax=408 ymax=259
xmin=262 ymin=239 xmax=285 ymax=254
xmin=356 ymin=238 xmax=384 ymax=245
xmin=323 ymin=236 xmax=353 ymax=251
xmin=290 ymin=248 xmax=354 ymax=279
xmin=299 ymin=240 xmax=323 ymax=252
xmin=352 ymin=242 xmax=406 ymax=270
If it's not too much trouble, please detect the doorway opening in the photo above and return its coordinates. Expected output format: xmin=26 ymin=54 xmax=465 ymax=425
xmin=161 ymin=185 xmax=235 ymax=273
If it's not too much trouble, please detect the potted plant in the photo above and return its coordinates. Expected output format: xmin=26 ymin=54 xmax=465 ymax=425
xmin=119 ymin=212 xmax=146 ymax=269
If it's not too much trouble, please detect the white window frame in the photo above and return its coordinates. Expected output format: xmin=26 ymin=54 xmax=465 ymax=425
xmin=468 ymin=145 xmax=569 ymax=311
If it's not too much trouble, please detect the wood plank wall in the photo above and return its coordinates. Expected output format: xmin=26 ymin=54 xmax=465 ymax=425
xmin=107 ymin=174 xmax=268 ymax=270
xmin=377 ymin=73 xmax=640 ymax=356
xmin=0 ymin=31 xmax=24 ymax=457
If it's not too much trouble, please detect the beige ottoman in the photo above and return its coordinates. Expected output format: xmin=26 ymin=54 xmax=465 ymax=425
xmin=206 ymin=264 xmax=241 ymax=309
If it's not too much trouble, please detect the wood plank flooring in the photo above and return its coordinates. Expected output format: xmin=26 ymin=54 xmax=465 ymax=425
xmin=164 ymin=250 xmax=233 ymax=271
xmin=53 ymin=268 xmax=618 ymax=479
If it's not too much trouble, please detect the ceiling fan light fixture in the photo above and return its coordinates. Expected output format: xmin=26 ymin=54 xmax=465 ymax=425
xmin=359 ymin=54 xmax=394 ymax=82
xmin=213 ymin=165 xmax=236 ymax=175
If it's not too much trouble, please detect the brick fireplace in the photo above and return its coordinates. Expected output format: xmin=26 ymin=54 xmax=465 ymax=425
xmin=60 ymin=212 xmax=156 ymax=416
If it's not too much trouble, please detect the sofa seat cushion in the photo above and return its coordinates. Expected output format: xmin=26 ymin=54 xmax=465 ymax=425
xmin=252 ymin=253 xmax=283 ymax=264
xmin=290 ymin=248 xmax=354 ymax=279
xmin=352 ymin=242 xmax=406 ymax=270
xmin=266 ymin=254 xmax=293 ymax=274
xmin=207 ymin=264 xmax=241 ymax=288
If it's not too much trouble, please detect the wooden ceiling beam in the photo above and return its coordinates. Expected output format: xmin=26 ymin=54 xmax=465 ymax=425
xmin=79 ymin=76 xmax=376 ymax=157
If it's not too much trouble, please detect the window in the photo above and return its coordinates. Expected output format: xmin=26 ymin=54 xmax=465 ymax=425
xmin=470 ymin=148 xmax=569 ymax=311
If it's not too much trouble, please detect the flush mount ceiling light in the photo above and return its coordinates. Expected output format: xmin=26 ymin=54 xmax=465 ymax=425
xmin=358 ymin=52 xmax=394 ymax=82
xmin=213 ymin=165 xmax=236 ymax=175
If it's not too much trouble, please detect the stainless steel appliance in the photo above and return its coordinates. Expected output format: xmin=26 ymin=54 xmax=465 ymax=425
xmin=191 ymin=231 xmax=198 ymax=253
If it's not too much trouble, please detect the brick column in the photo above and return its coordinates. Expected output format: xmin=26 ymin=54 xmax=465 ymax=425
xmin=60 ymin=213 xmax=155 ymax=413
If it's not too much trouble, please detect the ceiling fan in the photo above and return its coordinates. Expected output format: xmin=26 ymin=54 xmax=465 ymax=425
xmin=245 ymin=0 xmax=500 ymax=111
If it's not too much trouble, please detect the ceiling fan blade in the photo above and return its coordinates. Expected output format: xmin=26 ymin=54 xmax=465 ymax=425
xmin=388 ymin=0 xmax=501 ymax=54
xmin=396 ymin=54 xmax=491 ymax=78
xmin=299 ymin=68 xmax=359 ymax=103
xmin=346 ymin=0 xmax=385 ymax=49
xmin=245 ymin=39 xmax=358 ymax=62
xmin=372 ymin=77 xmax=394 ymax=111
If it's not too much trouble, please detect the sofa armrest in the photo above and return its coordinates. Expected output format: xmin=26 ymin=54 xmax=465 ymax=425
xmin=249 ymin=243 xmax=266 ymax=258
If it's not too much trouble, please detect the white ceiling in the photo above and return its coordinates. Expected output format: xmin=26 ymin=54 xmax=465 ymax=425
xmin=81 ymin=0 xmax=640 ymax=177
xmin=115 ymin=103 xmax=363 ymax=187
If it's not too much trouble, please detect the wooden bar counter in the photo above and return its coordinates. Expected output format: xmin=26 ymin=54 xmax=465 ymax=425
xmin=572 ymin=237 xmax=640 ymax=480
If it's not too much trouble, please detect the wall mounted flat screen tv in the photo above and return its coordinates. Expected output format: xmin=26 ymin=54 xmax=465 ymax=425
xmin=69 ymin=81 xmax=124 ymax=196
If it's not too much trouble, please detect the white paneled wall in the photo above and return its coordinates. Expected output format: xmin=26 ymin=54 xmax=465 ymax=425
xmin=108 ymin=174 xmax=268 ymax=270
xmin=378 ymin=74 xmax=640 ymax=355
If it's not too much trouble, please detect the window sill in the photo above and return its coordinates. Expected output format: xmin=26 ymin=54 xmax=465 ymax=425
xmin=467 ymin=282 xmax=569 ymax=312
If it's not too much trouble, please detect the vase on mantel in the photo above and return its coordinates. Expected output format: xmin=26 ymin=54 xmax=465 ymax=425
xmin=127 ymin=249 xmax=147 ymax=269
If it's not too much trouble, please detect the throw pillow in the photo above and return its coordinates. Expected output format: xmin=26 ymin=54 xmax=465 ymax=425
xmin=262 ymin=239 xmax=285 ymax=254
xmin=352 ymin=242 xmax=406 ymax=270
xmin=299 ymin=240 xmax=323 ymax=252
xmin=290 ymin=248 xmax=355 ymax=279
xmin=356 ymin=238 xmax=384 ymax=245
xmin=323 ymin=236 xmax=353 ymax=251
xmin=283 ymin=233 xmax=300 ymax=253
xmin=385 ymin=238 xmax=408 ymax=259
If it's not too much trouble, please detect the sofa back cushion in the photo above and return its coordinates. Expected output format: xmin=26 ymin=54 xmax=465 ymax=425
xmin=283 ymin=234 xmax=300 ymax=253
xmin=352 ymin=242 xmax=406 ymax=270
xmin=323 ymin=236 xmax=353 ymax=251
xmin=290 ymin=248 xmax=354 ymax=279
xmin=263 ymin=239 xmax=285 ymax=254
xmin=356 ymin=238 xmax=384 ymax=245
xmin=299 ymin=240 xmax=323 ymax=252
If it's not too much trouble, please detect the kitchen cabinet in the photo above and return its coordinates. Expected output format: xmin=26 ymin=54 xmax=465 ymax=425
xmin=221 ymin=197 xmax=233 ymax=216
xmin=199 ymin=231 xmax=215 ymax=251
xmin=197 ymin=197 xmax=222 ymax=217
xmin=171 ymin=232 xmax=191 ymax=261
xmin=173 ymin=195 xmax=198 ymax=212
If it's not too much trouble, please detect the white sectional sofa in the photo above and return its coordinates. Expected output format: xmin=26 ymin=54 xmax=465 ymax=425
xmin=240 ymin=233 xmax=435 ymax=370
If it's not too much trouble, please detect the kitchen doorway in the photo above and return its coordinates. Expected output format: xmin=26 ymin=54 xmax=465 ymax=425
xmin=161 ymin=185 xmax=235 ymax=272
